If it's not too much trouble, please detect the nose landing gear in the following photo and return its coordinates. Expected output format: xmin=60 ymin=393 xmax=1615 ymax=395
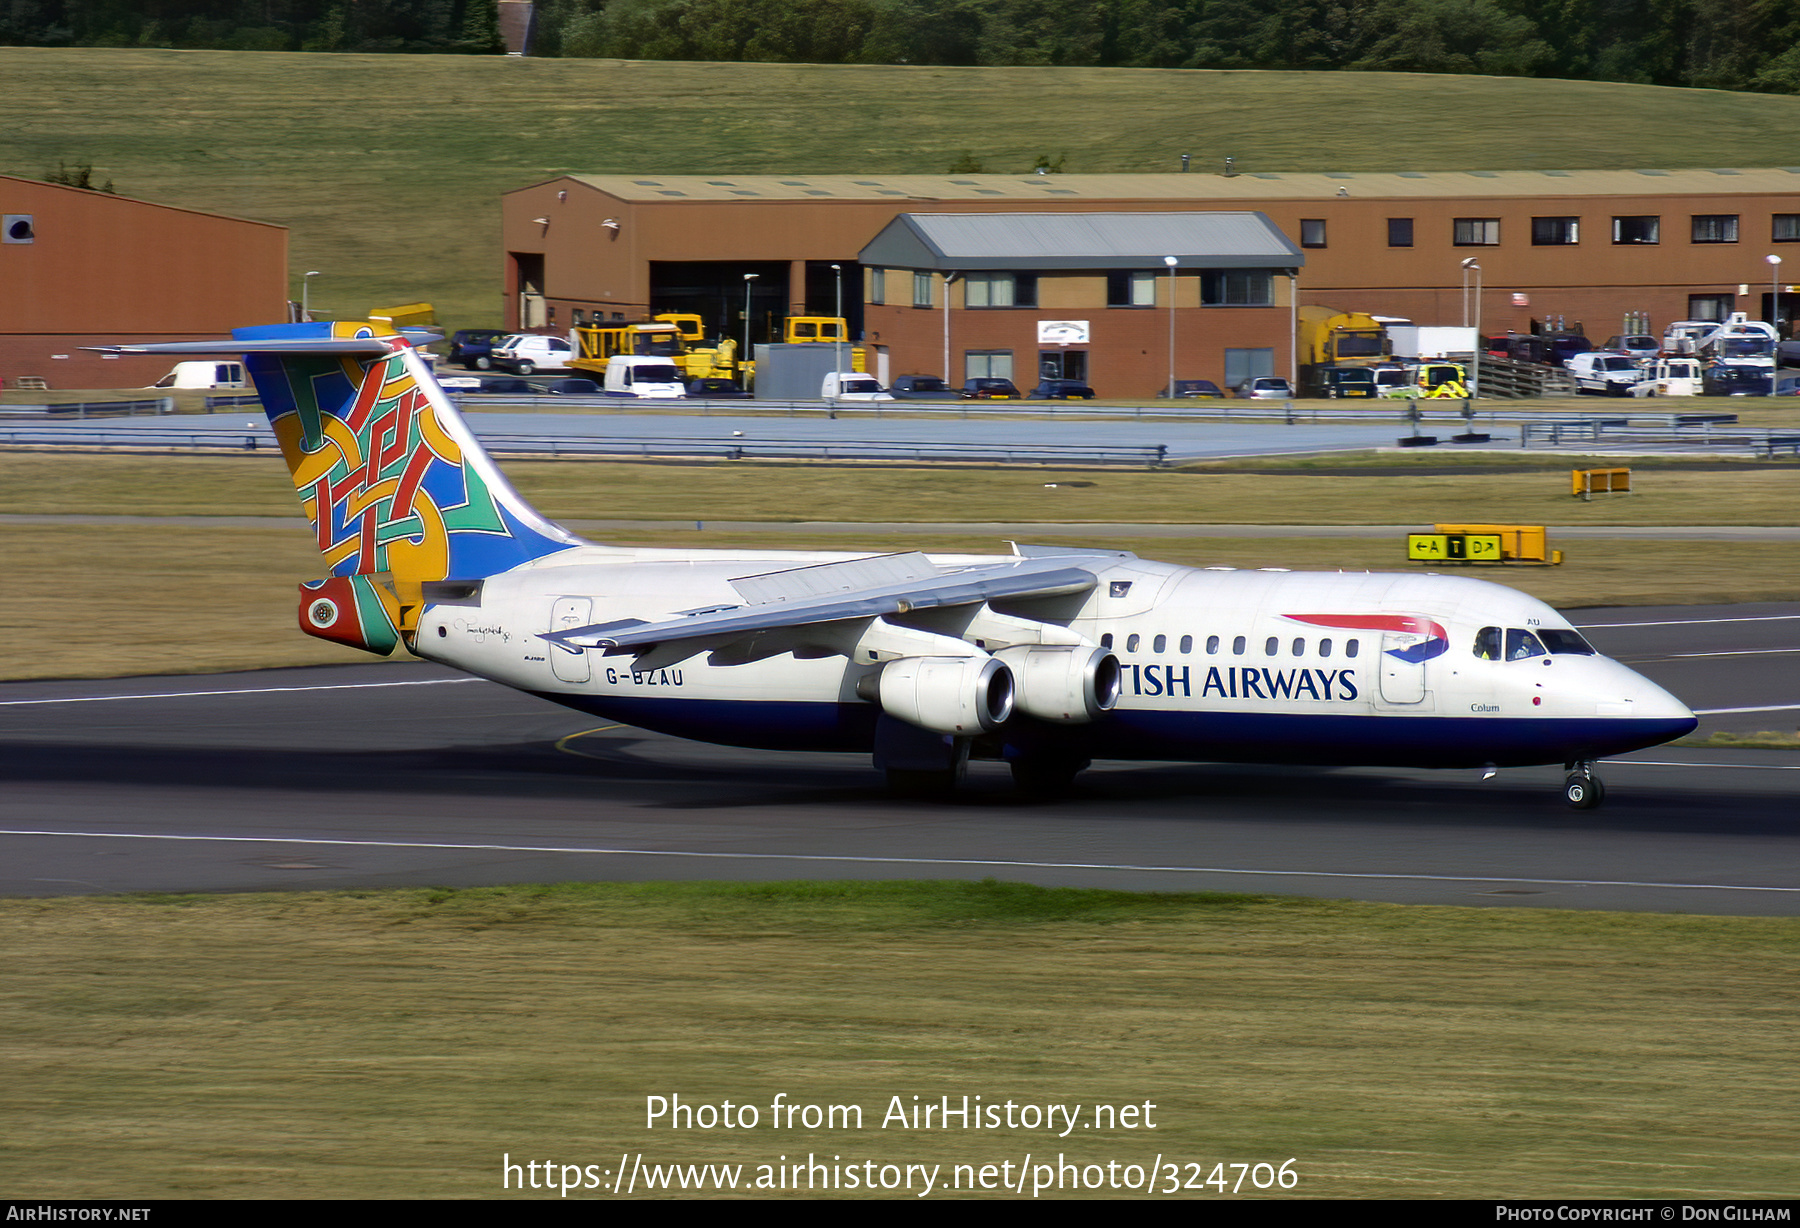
xmin=1563 ymin=760 xmax=1605 ymax=809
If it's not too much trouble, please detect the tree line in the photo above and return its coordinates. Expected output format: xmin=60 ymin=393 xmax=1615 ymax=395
xmin=0 ymin=0 xmax=504 ymax=53
xmin=6 ymin=0 xmax=1800 ymax=97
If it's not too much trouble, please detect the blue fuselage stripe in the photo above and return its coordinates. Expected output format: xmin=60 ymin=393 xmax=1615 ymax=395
xmin=530 ymin=693 xmax=1695 ymax=768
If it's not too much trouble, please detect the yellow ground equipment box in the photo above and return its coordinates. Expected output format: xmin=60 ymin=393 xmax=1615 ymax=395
xmin=1573 ymin=467 xmax=1631 ymax=500
xmin=1406 ymin=532 xmax=1503 ymax=562
xmin=1422 ymin=523 xmax=1563 ymax=565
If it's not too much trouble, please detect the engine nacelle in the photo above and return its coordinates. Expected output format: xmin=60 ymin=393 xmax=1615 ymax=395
xmin=995 ymin=645 xmax=1120 ymax=724
xmin=859 ymin=655 xmax=1014 ymax=735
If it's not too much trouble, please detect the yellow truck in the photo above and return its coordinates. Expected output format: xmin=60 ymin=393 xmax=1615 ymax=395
xmin=570 ymin=313 xmax=740 ymax=383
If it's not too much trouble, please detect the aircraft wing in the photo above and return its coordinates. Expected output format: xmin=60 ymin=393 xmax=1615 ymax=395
xmin=543 ymin=552 xmax=1116 ymax=654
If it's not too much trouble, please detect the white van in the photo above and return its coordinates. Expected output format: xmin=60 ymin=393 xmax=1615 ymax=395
xmin=822 ymin=371 xmax=894 ymax=402
xmin=1565 ymin=352 xmax=1643 ymax=396
xmin=603 ymin=355 xmax=686 ymax=399
xmin=146 ymin=361 xmax=248 ymax=391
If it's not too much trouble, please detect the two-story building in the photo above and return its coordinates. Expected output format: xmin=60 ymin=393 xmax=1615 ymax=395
xmin=858 ymin=211 xmax=1302 ymax=395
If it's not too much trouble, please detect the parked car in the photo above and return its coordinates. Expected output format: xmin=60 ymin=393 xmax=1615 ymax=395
xmin=473 ymin=376 xmax=539 ymax=394
xmin=448 ymin=329 xmax=509 ymax=371
xmin=1702 ymin=365 xmax=1773 ymax=396
xmin=1544 ymin=332 xmax=1594 ymax=366
xmin=1158 ymin=379 xmax=1225 ymax=399
xmin=1234 ymin=376 xmax=1293 ymax=400
xmin=960 ymin=377 xmax=1021 ymax=400
xmin=1601 ymin=334 xmax=1660 ymax=361
xmin=490 ymin=333 xmax=574 ymax=375
xmin=1315 ymin=367 xmax=1378 ymax=398
xmin=685 ymin=377 xmax=752 ymax=399
xmin=541 ymin=377 xmax=601 ymax=395
xmin=1776 ymin=375 xmax=1800 ymax=396
xmin=1027 ymin=379 xmax=1095 ymax=400
xmin=890 ymin=375 xmax=955 ymax=400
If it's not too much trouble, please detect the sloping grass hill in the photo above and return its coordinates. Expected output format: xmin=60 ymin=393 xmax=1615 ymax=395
xmin=7 ymin=49 xmax=1800 ymax=323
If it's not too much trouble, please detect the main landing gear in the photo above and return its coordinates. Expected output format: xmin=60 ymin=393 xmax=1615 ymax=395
xmin=1563 ymin=760 xmax=1606 ymax=810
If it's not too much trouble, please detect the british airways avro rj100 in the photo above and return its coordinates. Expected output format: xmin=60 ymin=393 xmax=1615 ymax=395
xmin=103 ymin=323 xmax=1696 ymax=807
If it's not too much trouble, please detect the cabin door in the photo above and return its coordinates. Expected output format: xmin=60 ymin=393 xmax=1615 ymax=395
xmin=548 ymin=597 xmax=592 ymax=684
xmin=1377 ymin=632 xmax=1429 ymax=705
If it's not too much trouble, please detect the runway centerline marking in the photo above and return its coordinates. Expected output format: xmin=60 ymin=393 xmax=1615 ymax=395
xmin=0 ymin=829 xmax=1794 ymax=894
xmin=1577 ymin=615 xmax=1800 ymax=628
xmin=1670 ymin=649 xmax=1800 ymax=658
xmin=0 ymin=678 xmax=487 ymax=706
xmin=1692 ymin=703 xmax=1800 ymax=715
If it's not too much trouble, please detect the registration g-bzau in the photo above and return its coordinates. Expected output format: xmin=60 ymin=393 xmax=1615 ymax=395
xmin=99 ymin=322 xmax=1696 ymax=810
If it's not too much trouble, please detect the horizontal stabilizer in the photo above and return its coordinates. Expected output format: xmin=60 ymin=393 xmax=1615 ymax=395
xmin=87 ymin=331 xmax=440 ymax=357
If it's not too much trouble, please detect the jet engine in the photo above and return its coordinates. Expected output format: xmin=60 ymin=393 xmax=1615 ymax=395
xmin=857 ymin=655 xmax=1014 ymax=735
xmin=995 ymin=645 xmax=1120 ymax=723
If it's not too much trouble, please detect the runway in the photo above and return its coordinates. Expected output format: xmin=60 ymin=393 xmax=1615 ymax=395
xmin=1 ymin=603 xmax=1795 ymax=915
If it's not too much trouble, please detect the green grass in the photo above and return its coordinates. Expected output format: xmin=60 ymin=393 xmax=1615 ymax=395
xmin=1679 ymin=730 xmax=1800 ymax=749
xmin=3 ymin=883 xmax=1795 ymax=1199
xmin=5 ymin=451 xmax=1798 ymax=526
xmin=3 ymin=452 xmax=1795 ymax=678
xmin=9 ymin=48 xmax=1800 ymax=326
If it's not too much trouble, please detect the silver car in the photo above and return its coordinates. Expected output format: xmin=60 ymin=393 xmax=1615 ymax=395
xmin=1234 ymin=376 xmax=1293 ymax=399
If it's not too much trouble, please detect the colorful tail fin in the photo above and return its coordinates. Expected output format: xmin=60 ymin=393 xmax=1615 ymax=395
xmin=100 ymin=321 xmax=583 ymax=655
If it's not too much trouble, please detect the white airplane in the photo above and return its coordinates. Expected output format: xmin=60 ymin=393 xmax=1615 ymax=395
xmin=101 ymin=323 xmax=1696 ymax=808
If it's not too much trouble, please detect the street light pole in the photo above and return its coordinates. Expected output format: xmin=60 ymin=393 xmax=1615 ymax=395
xmin=1163 ymin=256 xmax=1178 ymax=397
xmin=741 ymin=273 xmax=758 ymax=389
xmin=831 ymin=263 xmax=843 ymax=402
xmin=1767 ymin=254 xmax=1782 ymax=397
xmin=941 ymin=271 xmax=957 ymax=388
xmin=1461 ymin=258 xmax=1482 ymax=402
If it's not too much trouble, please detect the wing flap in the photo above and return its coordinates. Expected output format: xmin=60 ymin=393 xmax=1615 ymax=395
xmin=543 ymin=555 xmax=1109 ymax=654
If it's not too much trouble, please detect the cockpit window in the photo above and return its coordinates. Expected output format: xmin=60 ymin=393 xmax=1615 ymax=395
xmin=1473 ymin=627 xmax=1502 ymax=660
xmin=1539 ymin=628 xmax=1595 ymax=655
xmin=1506 ymin=628 xmax=1546 ymax=660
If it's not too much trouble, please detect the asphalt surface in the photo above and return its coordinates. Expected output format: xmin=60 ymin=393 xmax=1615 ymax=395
xmin=1 ymin=603 xmax=1794 ymax=915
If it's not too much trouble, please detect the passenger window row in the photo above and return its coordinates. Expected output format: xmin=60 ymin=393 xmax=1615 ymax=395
xmin=1101 ymin=632 xmax=1362 ymax=659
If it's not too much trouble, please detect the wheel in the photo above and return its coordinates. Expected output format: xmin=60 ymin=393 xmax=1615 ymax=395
xmin=1010 ymin=759 xmax=1081 ymax=797
xmin=473 ymin=356 xmax=491 ymax=370
xmin=516 ymin=360 xmax=536 ymax=376
xmin=1563 ymin=773 xmax=1605 ymax=810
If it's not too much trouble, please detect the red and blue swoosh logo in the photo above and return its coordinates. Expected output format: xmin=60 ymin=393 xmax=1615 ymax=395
xmin=1284 ymin=613 xmax=1449 ymax=663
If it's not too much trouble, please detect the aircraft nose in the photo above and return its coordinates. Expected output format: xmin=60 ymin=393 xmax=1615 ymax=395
xmin=1617 ymin=666 xmax=1698 ymax=734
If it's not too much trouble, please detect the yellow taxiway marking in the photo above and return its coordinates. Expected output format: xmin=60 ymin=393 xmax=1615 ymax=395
xmin=555 ymin=725 xmax=626 ymax=760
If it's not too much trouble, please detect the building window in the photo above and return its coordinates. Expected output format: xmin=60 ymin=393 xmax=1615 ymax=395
xmin=1388 ymin=218 xmax=1413 ymax=247
xmin=1774 ymin=214 xmax=1800 ymax=242
xmin=870 ymin=268 xmax=885 ymax=304
xmin=1300 ymin=219 xmax=1326 ymax=248
xmin=1106 ymin=270 xmax=1158 ymax=307
xmin=1201 ymin=271 xmax=1274 ymax=306
xmin=965 ymin=272 xmax=1013 ymax=308
xmin=1688 ymin=293 xmax=1734 ymax=322
xmin=913 ymin=272 xmax=933 ymax=308
xmin=1691 ymin=215 xmax=1739 ymax=244
xmin=964 ymin=350 xmax=1013 ymax=380
xmin=572 ymin=308 xmax=586 ymax=325
xmin=1223 ymin=347 xmax=1274 ymax=390
xmin=1531 ymin=217 xmax=1579 ymax=245
xmin=1453 ymin=218 xmax=1500 ymax=246
xmin=962 ymin=272 xmax=1036 ymax=308
xmin=1613 ymin=216 xmax=1660 ymax=245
